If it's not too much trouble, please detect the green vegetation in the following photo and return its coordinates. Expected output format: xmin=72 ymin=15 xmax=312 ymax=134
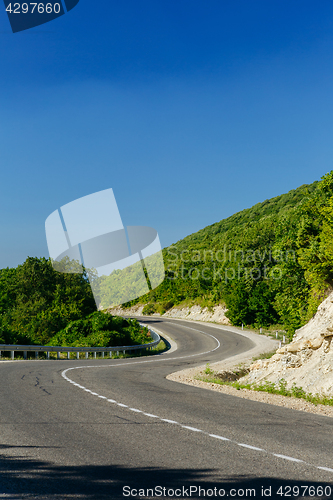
xmin=204 ymin=363 xmax=214 ymax=375
xmin=124 ymin=172 xmax=333 ymax=340
xmin=0 ymin=257 xmax=150 ymax=348
xmin=3 ymin=172 xmax=333 ymax=347
xmin=251 ymin=350 xmax=277 ymax=362
xmin=196 ymin=373 xmax=333 ymax=407
xmin=47 ymin=312 xmax=151 ymax=348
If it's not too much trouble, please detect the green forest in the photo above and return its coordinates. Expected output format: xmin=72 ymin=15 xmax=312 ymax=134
xmin=0 ymin=257 xmax=150 ymax=347
xmin=1 ymin=172 xmax=333 ymax=345
xmin=124 ymin=171 xmax=333 ymax=339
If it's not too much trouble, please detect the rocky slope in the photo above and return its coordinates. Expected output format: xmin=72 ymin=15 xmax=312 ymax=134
xmin=107 ymin=304 xmax=230 ymax=325
xmin=239 ymin=291 xmax=333 ymax=397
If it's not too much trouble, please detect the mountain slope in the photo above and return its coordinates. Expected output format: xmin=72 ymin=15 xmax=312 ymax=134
xmin=121 ymin=173 xmax=333 ymax=339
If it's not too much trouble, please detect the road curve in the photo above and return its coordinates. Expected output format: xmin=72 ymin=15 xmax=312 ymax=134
xmin=0 ymin=317 xmax=332 ymax=500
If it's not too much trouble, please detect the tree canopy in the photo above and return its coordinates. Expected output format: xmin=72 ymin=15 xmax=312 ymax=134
xmin=125 ymin=173 xmax=333 ymax=339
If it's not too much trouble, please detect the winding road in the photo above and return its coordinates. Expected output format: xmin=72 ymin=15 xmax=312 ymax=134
xmin=0 ymin=317 xmax=332 ymax=499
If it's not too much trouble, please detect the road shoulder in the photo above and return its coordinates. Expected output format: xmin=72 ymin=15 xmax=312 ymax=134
xmin=162 ymin=318 xmax=333 ymax=418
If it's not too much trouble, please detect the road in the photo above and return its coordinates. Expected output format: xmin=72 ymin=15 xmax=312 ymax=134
xmin=0 ymin=317 xmax=332 ymax=499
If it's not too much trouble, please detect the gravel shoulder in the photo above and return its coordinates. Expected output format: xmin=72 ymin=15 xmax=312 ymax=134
xmin=162 ymin=318 xmax=333 ymax=418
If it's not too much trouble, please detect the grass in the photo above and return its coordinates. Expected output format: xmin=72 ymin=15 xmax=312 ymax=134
xmin=204 ymin=363 xmax=214 ymax=375
xmin=196 ymin=371 xmax=333 ymax=407
xmin=251 ymin=350 xmax=277 ymax=362
xmin=240 ymin=323 xmax=289 ymax=339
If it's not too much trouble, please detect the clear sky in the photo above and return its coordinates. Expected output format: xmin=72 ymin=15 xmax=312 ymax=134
xmin=1 ymin=1 xmax=333 ymax=268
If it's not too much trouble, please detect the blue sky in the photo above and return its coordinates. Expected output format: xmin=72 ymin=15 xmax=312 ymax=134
xmin=1 ymin=1 xmax=333 ymax=268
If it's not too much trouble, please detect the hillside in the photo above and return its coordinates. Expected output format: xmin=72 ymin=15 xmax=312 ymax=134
xmin=120 ymin=172 xmax=333 ymax=339
xmin=239 ymin=288 xmax=333 ymax=398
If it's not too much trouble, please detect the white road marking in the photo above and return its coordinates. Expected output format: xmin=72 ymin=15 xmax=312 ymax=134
xmin=273 ymin=454 xmax=304 ymax=463
xmin=209 ymin=434 xmax=230 ymax=441
xmin=62 ymin=369 xmax=333 ymax=475
xmin=161 ymin=418 xmax=179 ymax=424
xmin=61 ymin=322 xmax=332 ymax=477
xmin=238 ymin=443 xmax=264 ymax=451
xmin=181 ymin=425 xmax=202 ymax=432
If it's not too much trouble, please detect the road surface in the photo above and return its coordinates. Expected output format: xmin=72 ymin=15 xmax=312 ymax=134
xmin=0 ymin=317 xmax=332 ymax=499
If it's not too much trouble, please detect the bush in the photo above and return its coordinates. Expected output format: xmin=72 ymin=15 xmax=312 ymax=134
xmin=0 ymin=257 xmax=96 ymax=345
xmin=142 ymin=303 xmax=156 ymax=315
xmin=48 ymin=312 xmax=151 ymax=347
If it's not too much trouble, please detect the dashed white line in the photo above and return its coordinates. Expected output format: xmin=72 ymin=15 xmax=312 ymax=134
xmin=273 ymin=454 xmax=304 ymax=463
xmin=62 ymin=370 xmax=333 ymax=475
xmin=238 ymin=443 xmax=264 ymax=452
xmin=161 ymin=418 xmax=179 ymax=424
xmin=181 ymin=425 xmax=202 ymax=432
xmin=318 ymin=466 xmax=333 ymax=473
xmin=61 ymin=322 xmax=332 ymax=477
xmin=209 ymin=434 xmax=230 ymax=441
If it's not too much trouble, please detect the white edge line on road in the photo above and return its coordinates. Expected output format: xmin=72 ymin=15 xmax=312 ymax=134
xmin=62 ymin=369 xmax=333 ymax=475
xmin=60 ymin=322 xmax=332 ymax=476
xmin=273 ymin=454 xmax=304 ymax=463
xmin=238 ymin=443 xmax=264 ymax=452
xmin=318 ymin=467 xmax=333 ymax=473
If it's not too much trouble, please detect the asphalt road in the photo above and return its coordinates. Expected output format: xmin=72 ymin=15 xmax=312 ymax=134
xmin=0 ymin=317 xmax=332 ymax=500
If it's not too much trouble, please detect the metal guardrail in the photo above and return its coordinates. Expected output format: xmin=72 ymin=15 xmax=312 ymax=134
xmin=0 ymin=326 xmax=160 ymax=360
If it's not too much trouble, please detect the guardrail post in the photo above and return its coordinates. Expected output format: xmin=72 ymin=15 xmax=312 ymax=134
xmin=0 ymin=329 xmax=160 ymax=364
xmin=283 ymin=335 xmax=286 ymax=343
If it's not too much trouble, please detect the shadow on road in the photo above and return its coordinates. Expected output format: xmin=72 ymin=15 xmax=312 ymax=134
xmin=1 ymin=451 xmax=332 ymax=499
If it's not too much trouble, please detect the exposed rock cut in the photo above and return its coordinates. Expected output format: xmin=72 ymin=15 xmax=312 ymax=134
xmin=107 ymin=304 xmax=230 ymax=325
xmin=239 ymin=292 xmax=333 ymax=397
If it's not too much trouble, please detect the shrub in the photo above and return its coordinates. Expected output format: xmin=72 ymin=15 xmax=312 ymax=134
xmin=142 ymin=303 xmax=156 ymax=315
